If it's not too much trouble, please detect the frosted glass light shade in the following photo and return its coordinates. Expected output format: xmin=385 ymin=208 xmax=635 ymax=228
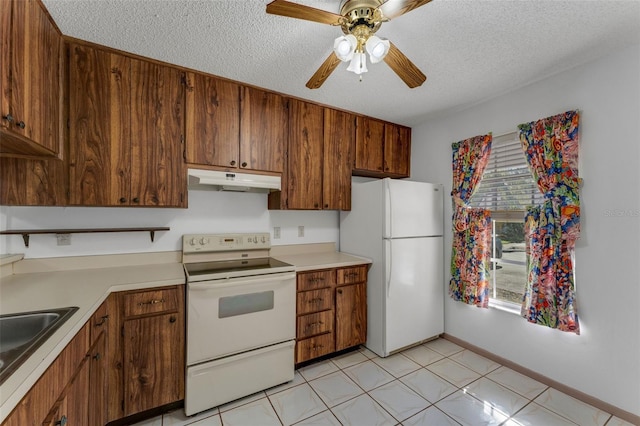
xmin=334 ymin=35 xmax=357 ymax=62
xmin=347 ymin=52 xmax=368 ymax=74
xmin=365 ymin=36 xmax=390 ymax=63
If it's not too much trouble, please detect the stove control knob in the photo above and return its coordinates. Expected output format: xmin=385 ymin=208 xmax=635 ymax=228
xmin=261 ymin=236 xmax=266 ymax=243
xmin=199 ymin=238 xmax=209 ymax=245
xmin=253 ymin=236 xmax=258 ymax=243
xmin=189 ymin=238 xmax=197 ymax=246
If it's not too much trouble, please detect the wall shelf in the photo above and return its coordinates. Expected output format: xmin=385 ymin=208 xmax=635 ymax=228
xmin=0 ymin=227 xmax=170 ymax=247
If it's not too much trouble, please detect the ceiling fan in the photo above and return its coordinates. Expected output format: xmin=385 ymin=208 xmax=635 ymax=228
xmin=266 ymin=0 xmax=431 ymax=89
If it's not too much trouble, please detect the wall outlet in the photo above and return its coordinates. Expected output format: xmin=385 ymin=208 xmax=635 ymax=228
xmin=56 ymin=233 xmax=71 ymax=246
xmin=273 ymin=226 xmax=281 ymax=239
xmin=298 ymin=225 xmax=304 ymax=238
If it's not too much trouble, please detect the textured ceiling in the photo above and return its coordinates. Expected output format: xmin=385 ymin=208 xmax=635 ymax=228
xmin=42 ymin=0 xmax=640 ymax=126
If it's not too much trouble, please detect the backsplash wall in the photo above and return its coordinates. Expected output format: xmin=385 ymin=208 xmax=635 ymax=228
xmin=0 ymin=190 xmax=339 ymax=258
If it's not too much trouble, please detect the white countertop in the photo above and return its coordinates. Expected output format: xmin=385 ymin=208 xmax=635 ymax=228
xmin=0 ymin=244 xmax=371 ymax=421
xmin=0 ymin=252 xmax=185 ymax=422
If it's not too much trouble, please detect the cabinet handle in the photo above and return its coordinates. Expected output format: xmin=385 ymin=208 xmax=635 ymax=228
xmin=312 ymin=345 xmax=324 ymax=351
xmin=132 ymin=197 xmax=140 ymax=203
xmin=138 ymin=298 xmax=164 ymax=306
xmin=2 ymin=114 xmax=14 ymax=123
xmin=56 ymin=415 xmax=67 ymax=426
xmin=241 ymin=162 xmax=247 ymax=168
xmin=230 ymin=160 xmax=236 ymax=166
xmin=119 ymin=197 xmax=127 ymax=203
xmin=94 ymin=315 xmax=109 ymax=327
xmin=345 ymin=272 xmax=359 ymax=278
xmin=17 ymin=121 xmax=25 ymax=129
xmin=324 ymin=204 xmax=328 ymax=208
xmin=314 ymin=203 xmax=319 ymax=208
xmin=169 ymin=316 xmax=176 ymax=323
xmin=337 ymin=289 xmax=343 ymax=294
xmin=93 ymin=352 xmax=101 ymax=360
xmin=308 ymin=297 xmax=323 ymax=304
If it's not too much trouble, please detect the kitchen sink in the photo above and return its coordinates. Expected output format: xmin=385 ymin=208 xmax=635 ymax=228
xmin=0 ymin=307 xmax=78 ymax=384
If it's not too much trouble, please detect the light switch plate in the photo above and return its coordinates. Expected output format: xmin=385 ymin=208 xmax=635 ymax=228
xmin=298 ymin=226 xmax=304 ymax=238
xmin=273 ymin=227 xmax=281 ymax=239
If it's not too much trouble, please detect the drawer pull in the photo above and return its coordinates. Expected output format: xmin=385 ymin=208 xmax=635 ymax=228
xmin=94 ymin=315 xmax=109 ymax=327
xmin=345 ymin=272 xmax=359 ymax=278
xmin=312 ymin=344 xmax=324 ymax=351
xmin=305 ymin=321 xmax=324 ymax=329
xmin=138 ymin=298 xmax=165 ymax=306
xmin=308 ymin=277 xmax=325 ymax=283
xmin=308 ymin=298 xmax=324 ymax=304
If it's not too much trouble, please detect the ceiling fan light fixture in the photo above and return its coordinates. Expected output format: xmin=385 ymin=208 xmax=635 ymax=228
xmin=334 ymin=34 xmax=357 ymax=61
xmin=365 ymin=36 xmax=390 ymax=63
xmin=347 ymin=51 xmax=368 ymax=75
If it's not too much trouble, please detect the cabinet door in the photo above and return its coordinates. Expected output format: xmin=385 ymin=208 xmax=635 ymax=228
xmin=123 ymin=312 xmax=184 ymax=416
xmin=384 ymin=123 xmax=411 ymax=177
xmin=89 ymin=332 xmax=107 ymax=426
xmin=57 ymin=356 xmax=91 ymax=426
xmin=1 ymin=0 xmax=61 ymax=156
xmin=335 ymin=283 xmax=367 ymax=351
xmin=354 ymin=116 xmax=384 ymax=174
xmin=185 ymin=73 xmax=240 ymax=168
xmin=130 ymin=59 xmax=186 ymax=207
xmin=323 ymin=109 xmax=355 ymax=210
xmin=68 ymin=43 xmax=131 ymax=206
xmin=240 ymin=86 xmax=287 ymax=173
xmin=286 ymin=99 xmax=323 ymax=209
xmin=0 ymin=156 xmax=67 ymax=205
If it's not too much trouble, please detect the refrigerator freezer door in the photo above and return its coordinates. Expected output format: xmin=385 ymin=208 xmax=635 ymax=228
xmin=384 ymin=179 xmax=444 ymax=239
xmin=383 ymin=236 xmax=444 ymax=355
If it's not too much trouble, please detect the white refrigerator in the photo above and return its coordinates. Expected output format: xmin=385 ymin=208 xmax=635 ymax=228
xmin=340 ymin=178 xmax=444 ymax=357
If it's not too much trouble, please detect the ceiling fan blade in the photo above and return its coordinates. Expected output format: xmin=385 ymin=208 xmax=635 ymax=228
xmin=306 ymin=52 xmax=342 ymax=89
xmin=383 ymin=42 xmax=426 ymax=88
xmin=378 ymin=0 xmax=433 ymax=20
xmin=266 ymin=0 xmax=343 ymax=25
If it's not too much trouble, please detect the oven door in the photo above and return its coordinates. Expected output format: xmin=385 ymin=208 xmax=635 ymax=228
xmin=187 ymin=271 xmax=295 ymax=365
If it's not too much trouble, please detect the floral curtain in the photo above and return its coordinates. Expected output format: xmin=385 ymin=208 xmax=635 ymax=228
xmin=518 ymin=110 xmax=581 ymax=334
xmin=450 ymin=134 xmax=493 ymax=308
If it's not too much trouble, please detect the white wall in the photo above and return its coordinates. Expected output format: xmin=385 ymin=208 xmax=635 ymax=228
xmin=0 ymin=190 xmax=339 ymax=258
xmin=411 ymin=44 xmax=640 ymax=415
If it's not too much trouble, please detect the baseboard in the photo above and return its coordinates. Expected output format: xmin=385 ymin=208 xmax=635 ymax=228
xmin=442 ymin=333 xmax=640 ymax=425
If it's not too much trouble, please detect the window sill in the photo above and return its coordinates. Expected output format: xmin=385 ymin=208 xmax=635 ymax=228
xmin=489 ymin=299 xmax=521 ymax=315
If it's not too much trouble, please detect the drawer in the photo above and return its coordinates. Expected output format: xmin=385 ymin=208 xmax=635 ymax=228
xmin=297 ymin=288 xmax=333 ymax=315
xmin=297 ymin=270 xmax=334 ymax=291
xmin=123 ymin=286 xmax=180 ymax=318
xmin=336 ymin=265 xmax=368 ymax=285
xmin=296 ymin=333 xmax=335 ymax=363
xmin=297 ymin=310 xmax=334 ymax=339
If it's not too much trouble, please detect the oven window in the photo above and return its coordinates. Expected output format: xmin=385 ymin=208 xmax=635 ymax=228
xmin=218 ymin=291 xmax=274 ymax=318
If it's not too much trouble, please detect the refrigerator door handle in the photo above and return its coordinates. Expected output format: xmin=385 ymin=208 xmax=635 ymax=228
xmin=385 ymin=239 xmax=392 ymax=298
xmin=385 ymin=179 xmax=393 ymax=238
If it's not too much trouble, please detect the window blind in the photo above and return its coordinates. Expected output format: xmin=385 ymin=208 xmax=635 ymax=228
xmin=470 ymin=132 xmax=544 ymax=220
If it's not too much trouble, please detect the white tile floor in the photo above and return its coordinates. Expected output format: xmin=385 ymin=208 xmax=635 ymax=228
xmin=134 ymin=338 xmax=634 ymax=426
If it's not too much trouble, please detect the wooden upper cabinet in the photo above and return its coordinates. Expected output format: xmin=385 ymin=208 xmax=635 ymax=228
xmin=354 ymin=116 xmax=411 ymax=178
xmin=68 ymin=42 xmax=186 ymax=207
xmin=323 ymin=108 xmax=355 ymax=211
xmin=1 ymin=0 xmax=63 ymax=158
xmin=130 ymin=59 xmax=186 ymax=207
xmin=240 ymin=86 xmax=287 ymax=173
xmin=285 ymin=99 xmax=324 ymax=209
xmin=384 ymin=123 xmax=411 ymax=176
xmin=68 ymin=44 xmax=130 ymax=206
xmin=354 ymin=116 xmax=385 ymax=174
xmin=185 ymin=73 xmax=240 ymax=168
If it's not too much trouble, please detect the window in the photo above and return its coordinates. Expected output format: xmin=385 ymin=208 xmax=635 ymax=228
xmin=470 ymin=132 xmax=543 ymax=309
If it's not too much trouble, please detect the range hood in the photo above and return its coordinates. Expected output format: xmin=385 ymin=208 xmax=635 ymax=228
xmin=187 ymin=168 xmax=281 ymax=193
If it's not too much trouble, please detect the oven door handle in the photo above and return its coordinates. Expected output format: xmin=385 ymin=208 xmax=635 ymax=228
xmin=188 ymin=272 xmax=295 ymax=291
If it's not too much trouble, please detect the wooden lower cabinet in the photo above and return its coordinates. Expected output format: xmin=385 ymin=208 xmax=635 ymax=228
xmin=1 ymin=286 xmax=185 ymax=426
xmin=108 ymin=285 xmax=185 ymax=421
xmin=295 ymin=265 xmax=368 ymax=364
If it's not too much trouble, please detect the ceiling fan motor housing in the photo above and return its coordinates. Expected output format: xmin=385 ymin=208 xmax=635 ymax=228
xmin=339 ymin=0 xmax=384 ymax=37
